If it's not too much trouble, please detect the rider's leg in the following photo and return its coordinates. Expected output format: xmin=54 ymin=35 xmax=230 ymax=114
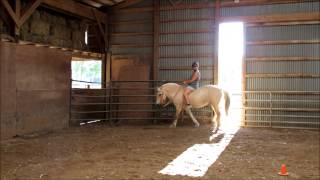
xmin=183 ymin=88 xmax=192 ymax=106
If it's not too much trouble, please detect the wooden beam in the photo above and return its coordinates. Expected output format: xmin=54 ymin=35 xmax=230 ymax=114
xmin=19 ymin=0 xmax=42 ymax=27
xmin=15 ymin=0 xmax=21 ymax=18
xmin=15 ymin=0 xmax=21 ymax=36
xmin=113 ymin=0 xmax=144 ymax=10
xmin=220 ymin=12 xmax=320 ymax=23
xmin=0 ymin=5 xmax=11 ymax=27
xmin=92 ymin=9 xmax=106 ymax=42
xmin=0 ymin=0 xmax=19 ymax=26
xmin=92 ymin=0 xmax=114 ymax=6
xmin=42 ymin=0 xmax=107 ymax=24
xmin=111 ymin=6 xmax=153 ymax=14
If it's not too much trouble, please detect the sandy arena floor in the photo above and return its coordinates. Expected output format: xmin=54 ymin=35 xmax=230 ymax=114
xmin=1 ymin=123 xmax=319 ymax=180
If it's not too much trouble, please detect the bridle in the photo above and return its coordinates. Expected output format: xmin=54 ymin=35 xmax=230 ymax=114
xmin=159 ymin=85 xmax=183 ymax=107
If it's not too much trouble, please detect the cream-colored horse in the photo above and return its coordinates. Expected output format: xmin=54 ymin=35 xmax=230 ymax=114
xmin=156 ymin=83 xmax=230 ymax=133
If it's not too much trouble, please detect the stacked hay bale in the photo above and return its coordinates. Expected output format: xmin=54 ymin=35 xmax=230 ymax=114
xmin=20 ymin=8 xmax=86 ymax=50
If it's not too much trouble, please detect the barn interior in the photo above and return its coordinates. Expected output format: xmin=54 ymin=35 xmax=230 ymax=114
xmin=1 ymin=0 xmax=319 ymax=179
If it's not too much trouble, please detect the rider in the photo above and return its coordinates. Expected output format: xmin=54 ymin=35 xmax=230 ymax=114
xmin=183 ymin=61 xmax=201 ymax=108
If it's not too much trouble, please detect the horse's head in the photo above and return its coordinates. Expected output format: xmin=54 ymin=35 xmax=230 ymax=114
xmin=156 ymin=87 xmax=168 ymax=105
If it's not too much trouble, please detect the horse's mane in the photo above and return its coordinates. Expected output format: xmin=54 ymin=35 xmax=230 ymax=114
xmin=161 ymin=83 xmax=180 ymax=90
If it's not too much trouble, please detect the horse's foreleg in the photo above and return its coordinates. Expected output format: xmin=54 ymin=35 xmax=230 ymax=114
xmin=184 ymin=106 xmax=200 ymax=128
xmin=170 ymin=107 xmax=182 ymax=128
xmin=180 ymin=110 xmax=185 ymax=124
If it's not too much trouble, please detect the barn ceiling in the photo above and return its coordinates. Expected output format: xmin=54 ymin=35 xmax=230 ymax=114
xmin=76 ymin=0 xmax=126 ymax=8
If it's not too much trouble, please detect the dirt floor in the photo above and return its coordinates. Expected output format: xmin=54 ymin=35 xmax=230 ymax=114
xmin=1 ymin=123 xmax=319 ymax=180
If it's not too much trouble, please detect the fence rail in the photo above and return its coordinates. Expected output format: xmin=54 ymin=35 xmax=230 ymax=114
xmin=70 ymin=80 xmax=320 ymax=129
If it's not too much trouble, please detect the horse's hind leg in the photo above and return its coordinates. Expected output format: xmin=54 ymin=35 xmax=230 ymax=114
xmin=210 ymin=105 xmax=221 ymax=134
xmin=184 ymin=106 xmax=200 ymax=128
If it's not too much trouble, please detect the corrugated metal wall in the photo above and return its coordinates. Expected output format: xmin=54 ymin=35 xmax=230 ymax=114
xmin=110 ymin=0 xmax=153 ymax=68
xmin=220 ymin=1 xmax=320 ymax=128
xmin=108 ymin=0 xmax=319 ymax=128
xmin=158 ymin=0 xmax=215 ymax=85
xmin=158 ymin=0 xmax=215 ymax=118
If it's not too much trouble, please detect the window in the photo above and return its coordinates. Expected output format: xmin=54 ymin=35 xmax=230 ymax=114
xmin=85 ymin=29 xmax=88 ymax=45
xmin=71 ymin=58 xmax=102 ymax=89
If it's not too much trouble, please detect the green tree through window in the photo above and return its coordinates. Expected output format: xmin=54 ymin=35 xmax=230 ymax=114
xmin=72 ymin=60 xmax=102 ymax=88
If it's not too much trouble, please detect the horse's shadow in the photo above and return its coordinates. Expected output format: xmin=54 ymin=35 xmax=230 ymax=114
xmin=209 ymin=131 xmax=225 ymax=143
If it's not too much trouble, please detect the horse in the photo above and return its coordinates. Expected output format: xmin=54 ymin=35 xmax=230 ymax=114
xmin=156 ymin=83 xmax=230 ymax=134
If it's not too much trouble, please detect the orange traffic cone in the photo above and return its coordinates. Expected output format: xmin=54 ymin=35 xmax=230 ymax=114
xmin=278 ymin=164 xmax=289 ymax=176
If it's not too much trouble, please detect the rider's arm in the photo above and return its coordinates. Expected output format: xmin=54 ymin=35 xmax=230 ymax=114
xmin=183 ymin=71 xmax=198 ymax=84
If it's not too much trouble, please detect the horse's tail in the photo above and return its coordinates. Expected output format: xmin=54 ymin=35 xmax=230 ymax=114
xmin=223 ymin=90 xmax=230 ymax=116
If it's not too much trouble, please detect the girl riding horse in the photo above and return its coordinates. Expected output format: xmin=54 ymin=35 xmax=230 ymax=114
xmin=183 ymin=61 xmax=201 ymax=109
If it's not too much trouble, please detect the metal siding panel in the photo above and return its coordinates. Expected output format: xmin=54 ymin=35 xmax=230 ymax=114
xmin=247 ymin=61 xmax=320 ymax=74
xmin=160 ymin=21 xmax=214 ymax=32
xmin=112 ymin=23 xmax=153 ymax=33
xmin=112 ymin=47 xmax=153 ymax=55
xmin=160 ymin=45 xmax=214 ymax=57
xmin=246 ymin=44 xmax=320 ymax=57
xmin=110 ymin=3 xmax=153 ymax=57
xmin=111 ymin=35 xmax=153 ymax=45
xmin=221 ymin=2 xmax=320 ymax=16
xmin=159 ymin=5 xmax=215 ymax=82
xmin=159 ymin=57 xmax=214 ymax=67
xmin=111 ymin=12 xmax=153 ymax=22
xmin=246 ymin=78 xmax=320 ymax=91
xmin=160 ymin=8 xmax=214 ymax=20
xmin=246 ymin=24 xmax=320 ymax=41
xmin=160 ymin=33 xmax=215 ymax=44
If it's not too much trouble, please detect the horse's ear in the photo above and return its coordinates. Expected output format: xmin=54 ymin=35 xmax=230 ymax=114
xmin=157 ymin=87 xmax=161 ymax=91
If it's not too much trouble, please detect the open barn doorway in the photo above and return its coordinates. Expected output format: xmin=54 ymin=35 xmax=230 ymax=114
xmin=218 ymin=22 xmax=244 ymax=128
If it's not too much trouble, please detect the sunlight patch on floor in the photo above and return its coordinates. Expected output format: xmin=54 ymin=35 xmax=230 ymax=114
xmin=158 ymin=126 xmax=239 ymax=177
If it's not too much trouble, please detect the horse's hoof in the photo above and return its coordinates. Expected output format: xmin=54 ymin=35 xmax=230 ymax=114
xmin=169 ymin=124 xmax=176 ymax=128
xmin=194 ymin=123 xmax=200 ymax=128
xmin=211 ymin=129 xmax=218 ymax=135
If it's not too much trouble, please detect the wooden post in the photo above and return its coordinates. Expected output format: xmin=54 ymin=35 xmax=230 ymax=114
xmin=213 ymin=0 xmax=220 ymax=85
xmin=153 ymin=0 xmax=160 ymax=81
xmin=241 ymin=24 xmax=247 ymax=127
xmin=14 ymin=0 xmax=21 ymax=39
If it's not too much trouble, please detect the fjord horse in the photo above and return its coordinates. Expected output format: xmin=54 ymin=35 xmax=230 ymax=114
xmin=156 ymin=83 xmax=230 ymax=134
